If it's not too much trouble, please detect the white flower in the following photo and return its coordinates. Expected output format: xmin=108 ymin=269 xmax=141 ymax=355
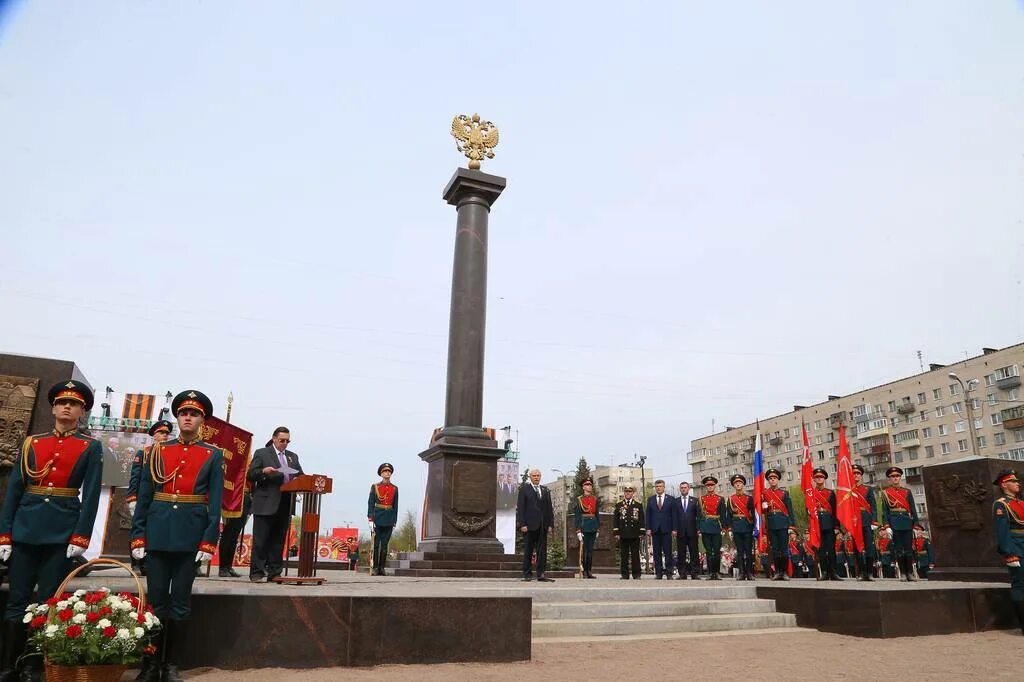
xmin=128 ymin=612 xmax=138 ymax=620
xmin=56 ymin=600 xmax=68 ymax=610
xmin=98 ymin=618 xmax=112 ymax=629
xmin=44 ymin=624 xmax=58 ymax=638
xmin=148 ymin=613 xmax=160 ymax=627
xmin=133 ymin=627 xmax=145 ymax=638
xmin=35 ymin=605 xmax=48 ymax=614
xmin=74 ymin=589 xmax=86 ymax=597
xmin=115 ymin=628 xmax=130 ymax=639
xmin=26 ymin=603 xmax=38 ymax=612
xmin=22 ymin=613 xmax=32 ymax=624
xmin=98 ymin=587 xmax=111 ymax=593
xmin=67 ymin=595 xmax=79 ymax=604
xmin=73 ymin=601 xmax=87 ymax=612
xmin=72 ymin=613 xmax=87 ymax=624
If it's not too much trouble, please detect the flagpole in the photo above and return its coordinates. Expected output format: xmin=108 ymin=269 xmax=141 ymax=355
xmin=225 ymin=391 xmax=234 ymax=423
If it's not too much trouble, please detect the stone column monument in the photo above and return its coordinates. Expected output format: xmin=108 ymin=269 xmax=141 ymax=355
xmin=416 ymin=114 xmax=506 ymax=554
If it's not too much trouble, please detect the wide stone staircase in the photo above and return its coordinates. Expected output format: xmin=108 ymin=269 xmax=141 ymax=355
xmin=389 ymin=551 xmax=576 ymax=578
xmin=469 ymin=582 xmax=800 ymax=642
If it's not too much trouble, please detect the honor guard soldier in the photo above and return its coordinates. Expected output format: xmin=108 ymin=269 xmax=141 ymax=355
xmin=912 ymin=524 xmax=934 ymax=580
xmin=368 ymin=463 xmax=398 ymax=576
xmin=697 ymin=476 xmax=730 ymax=580
xmin=881 ymin=466 xmax=919 ymax=581
xmin=810 ymin=467 xmax=840 ymax=580
xmin=612 ymin=485 xmax=645 ymax=579
xmin=992 ymin=469 xmax=1024 ymax=633
xmin=801 ymin=531 xmax=817 ymax=579
xmin=761 ymin=468 xmax=796 ymax=580
xmin=727 ymin=474 xmax=756 ymax=580
xmin=851 ymin=464 xmax=878 ymax=581
xmin=130 ymin=390 xmax=224 ymax=682
xmin=877 ymin=533 xmax=895 ymax=578
xmin=573 ymin=478 xmax=599 ymax=579
xmin=757 ymin=534 xmax=771 ymax=578
xmin=127 ymin=419 xmax=173 ymax=576
xmin=0 ymin=381 xmax=102 ymax=682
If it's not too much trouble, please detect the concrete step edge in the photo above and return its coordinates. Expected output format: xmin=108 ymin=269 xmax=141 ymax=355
xmin=532 ymin=627 xmax=807 ymax=644
xmin=532 ymin=612 xmax=794 ymax=625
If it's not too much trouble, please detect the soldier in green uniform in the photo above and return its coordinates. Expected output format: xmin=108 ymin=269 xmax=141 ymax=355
xmin=992 ymin=469 xmax=1024 ymax=633
xmin=131 ymin=390 xmax=224 ymax=682
xmin=727 ymin=474 xmax=755 ymax=580
xmin=367 ymin=463 xmax=398 ymax=576
xmin=851 ymin=464 xmax=878 ymax=581
xmin=697 ymin=476 xmax=730 ymax=580
xmin=126 ymin=419 xmax=173 ymax=577
xmin=0 ymin=381 xmax=103 ymax=682
xmin=760 ymin=468 xmax=796 ymax=581
xmin=612 ymin=485 xmax=645 ymax=579
xmin=573 ymin=478 xmax=599 ymax=579
xmin=881 ymin=466 xmax=919 ymax=581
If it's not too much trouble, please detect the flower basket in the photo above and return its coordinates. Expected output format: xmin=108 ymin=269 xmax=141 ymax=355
xmin=24 ymin=557 xmax=159 ymax=682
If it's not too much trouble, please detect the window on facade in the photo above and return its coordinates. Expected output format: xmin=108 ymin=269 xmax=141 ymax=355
xmin=995 ymin=365 xmax=1020 ymax=381
xmin=952 ymin=402 xmax=963 ymax=414
xmin=909 ymin=449 xmax=919 ymax=460
xmin=917 ymin=392 xmax=927 ymax=405
xmin=818 ymin=450 xmax=825 ymax=460
xmin=995 ymin=432 xmax=1006 ymax=446
xmin=971 ymin=398 xmax=982 ymax=410
xmin=1017 ymin=430 xmax=1024 ymax=443
xmin=1009 ymin=388 xmax=1020 ymax=402
xmin=938 ymin=424 xmax=948 ymax=436
xmin=786 ymin=472 xmax=793 ymax=481
xmin=925 ymin=445 xmax=935 ymax=458
xmin=887 ymin=400 xmax=897 ymax=412
xmin=935 ymin=406 xmax=945 ymax=417
xmin=958 ymin=439 xmax=969 ymax=452
xmin=986 ymin=374 xmax=995 ymax=387
xmin=786 ymin=457 xmax=792 ymax=466
xmin=933 ymin=388 xmax=943 ymax=400
xmin=992 ymin=413 xmax=1003 ymax=426
xmin=988 ymin=393 xmax=997 ymax=406
xmin=955 ymin=420 xmax=966 ymax=433
xmin=977 ymin=435 xmax=987 ymax=449
xmin=949 ymin=383 xmax=961 ymax=396
xmin=974 ymin=418 xmax=983 ymax=430
xmin=919 ymin=410 xmax=928 ymax=421
xmin=917 ymin=503 xmax=927 ymax=514
xmin=814 ymin=420 xmax=821 ymax=430
xmin=922 ymin=427 xmax=932 ymax=438
xmin=814 ymin=435 xmax=822 ymax=445
xmin=895 ymin=452 xmax=904 ymax=463
xmin=941 ymin=442 xmax=951 ymax=454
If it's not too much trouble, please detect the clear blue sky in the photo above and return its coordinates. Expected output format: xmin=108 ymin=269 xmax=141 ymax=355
xmin=2 ymin=1 xmax=1022 ymax=530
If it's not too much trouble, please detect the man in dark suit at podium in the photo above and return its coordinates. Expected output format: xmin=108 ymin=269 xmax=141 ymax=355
xmin=517 ymin=468 xmax=555 ymax=582
xmin=646 ymin=479 xmax=675 ymax=579
xmin=673 ymin=481 xmax=699 ymax=579
xmin=247 ymin=427 xmax=303 ymax=582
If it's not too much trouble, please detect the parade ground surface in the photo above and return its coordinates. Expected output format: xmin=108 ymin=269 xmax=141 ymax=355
xmin=14 ymin=567 xmax=1010 ymax=672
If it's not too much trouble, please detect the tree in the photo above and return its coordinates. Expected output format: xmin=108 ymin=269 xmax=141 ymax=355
xmin=788 ymin=485 xmax=809 ymax=530
xmin=571 ymin=457 xmax=593 ymax=501
xmin=390 ymin=510 xmax=417 ymax=553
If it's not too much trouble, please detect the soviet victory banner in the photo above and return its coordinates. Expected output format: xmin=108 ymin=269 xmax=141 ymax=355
xmin=199 ymin=415 xmax=253 ymax=518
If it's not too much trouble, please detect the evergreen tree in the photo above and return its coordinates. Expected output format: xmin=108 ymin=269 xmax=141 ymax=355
xmin=571 ymin=457 xmax=593 ymax=501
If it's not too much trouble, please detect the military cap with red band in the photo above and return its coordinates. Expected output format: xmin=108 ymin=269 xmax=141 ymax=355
xmin=148 ymin=419 xmax=174 ymax=436
xmin=47 ymin=380 xmax=94 ymax=411
xmin=171 ymin=390 xmax=213 ymax=418
xmin=993 ymin=469 xmax=1019 ymax=486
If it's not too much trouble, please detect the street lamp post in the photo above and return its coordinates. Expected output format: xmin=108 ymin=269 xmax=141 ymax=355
xmin=949 ymin=373 xmax=981 ymax=457
xmin=552 ymin=468 xmax=569 ymax=567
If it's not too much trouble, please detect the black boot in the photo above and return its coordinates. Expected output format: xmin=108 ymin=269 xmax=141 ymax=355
xmin=1013 ymin=601 xmax=1024 ymax=635
xmin=860 ymin=555 xmax=873 ymax=581
xmin=902 ymin=556 xmax=917 ymax=581
xmin=136 ymin=653 xmax=159 ymax=682
xmin=0 ymin=620 xmax=24 ymax=682
xmin=159 ymin=621 xmax=183 ymax=682
xmin=19 ymin=655 xmax=42 ymax=682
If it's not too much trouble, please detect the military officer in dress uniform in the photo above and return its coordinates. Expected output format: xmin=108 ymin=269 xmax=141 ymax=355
xmin=695 ymin=476 xmax=729 ymax=580
xmin=0 ymin=381 xmax=102 ymax=682
xmin=131 ymin=390 xmax=224 ymax=682
xmin=881 ymin=466 xmax=919 ymax=581
xmin=727 ymin=474 xmax=756 ymax=580
xmin=851 ymin=464 xmax=877 ymax=581
xmin=573 ymin=478 xmax=599 ymax=579
xmin=835 ymin=532 xmax=848 ymax=578
xmin=126 ymin=419 xmax=173 ymax=577
xmin=992 ymin=469 xmax=1024 ymax=634
xmin=810 ymin=467 xmax=840 ymax=580
xmin=612 ymin=485 xmax=645 ymax=579
xmin=913 ymin=524 xmax=934 ymax=580
xmin=761 ymin=468 xmax=796 ymax=580
xmin=367 ymin=463 xmax=398 ymax=576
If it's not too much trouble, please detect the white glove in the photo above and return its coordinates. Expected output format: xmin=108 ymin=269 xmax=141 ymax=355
xmin=1008 ymin=560 xmax=1021 ymax=568
xmin=66 ymin=544 xmax=86 ymax=559
xmin=128 ymin=501 xmax=137 ymax=517
xmin=885 ymin=528 xmax=893 ymax=538
xmin=576 ymin=532 xmax=583 ymax=541
xmin=0 ymin=545 xmax=10 ymax=562
xmin=195 ymin=551 xmax=213 ymax=563
xmin=131 ymin=547 xmax=146 ymax=560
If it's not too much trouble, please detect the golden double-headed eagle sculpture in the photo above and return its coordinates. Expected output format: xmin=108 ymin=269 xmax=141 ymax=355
xmin=450 ymin=113 xmax=499 ymax=170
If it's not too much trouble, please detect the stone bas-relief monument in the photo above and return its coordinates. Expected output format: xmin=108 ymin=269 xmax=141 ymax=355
xmin=416 ymin=115 xmax=507 ymax=554
xmin=0 ymin=375 xmax=39 ymax=471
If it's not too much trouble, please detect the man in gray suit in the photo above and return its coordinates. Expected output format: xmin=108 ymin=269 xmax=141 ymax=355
xmin=247 ymin=427 xmax=304 ymax=582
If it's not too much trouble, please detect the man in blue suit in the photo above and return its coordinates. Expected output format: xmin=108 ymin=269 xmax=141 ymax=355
xmin=672 ymin=481 xmax=699 ymax=579
xmin=645 ymin=479 xmax=675 ymax=579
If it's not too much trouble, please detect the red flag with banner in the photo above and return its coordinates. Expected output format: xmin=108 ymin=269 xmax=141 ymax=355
xmin=801 ymin=422 xmax=820 ymax=550
xmin=835 ymin=420 xmax=864 ymax=552
xmin=198 ymin=415 xmax=253 ymax=519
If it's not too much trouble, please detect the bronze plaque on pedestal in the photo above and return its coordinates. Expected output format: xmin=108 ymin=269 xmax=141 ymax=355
xmin=0 ymin=375 xmax=40 ymax=472
xmin=451 ymin=460 xmax=491 ymax=514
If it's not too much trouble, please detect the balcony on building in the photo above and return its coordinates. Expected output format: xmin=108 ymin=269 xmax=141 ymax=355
xmin=1001 ymin=405 xmax=1024 ymax=431
xmin=769 ymin=435 xmax=783 ymax=446
xmin=870 ymin=442 xmax=892 ymax=455
xmin=726 ymin=446 xmax=739 ymax=457
xmin=857 ymin=424 xmax=890 ymax=441
xmin=896 ymin=430 xmax=920 ymax=449
xmin=744 ymin=436 xmax=756 ymax=452
xmin=687 ymin=450 xmax=707 ymax=464
xmin=996 ymin=366 xmax=1021 ymax=390
xmin=897 ymin=401 xmax=916 ymax=415
xmin=829 ymin=412 xmax=845 ymax=429
xmin=906 ymin=469 xmax=923 ymax=484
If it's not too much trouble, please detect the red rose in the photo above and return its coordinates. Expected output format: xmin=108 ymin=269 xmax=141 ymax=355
xmin=102 ymin=626 xmax=117 ymax=638
xmin=66 ymin=625 xmax=82 ymax=639
xmin=86 ymin=612 xmax=100 ymax=623
xmin=60 ymin=592 xmax=73 ymax=600
xmin=136 ymin=614 xmax=146 ymax=624
xmin=29 ymin=616 xmax=45 ymax=629
xmin=99 ymin=606 xmax=112 ymax=616
xmin=118 ymin=592 xmax=131 ymax=599
xmin=57 ymin=610 xmax=73 ymax=622
xmin=85 ymin=592 xmax=104 ymax=605
xmin=45 ymin=597 xmax=60 ymax=607
xmin=129 ymin=596 xmax=140 ymax=608
xmin=143 ymin=644 xmax=156 ymax=655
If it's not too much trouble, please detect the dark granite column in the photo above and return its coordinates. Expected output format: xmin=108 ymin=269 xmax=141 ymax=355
xmin=417 ymin=168 xmax=507 ymax=554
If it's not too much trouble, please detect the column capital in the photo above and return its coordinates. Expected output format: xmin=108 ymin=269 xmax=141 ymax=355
xmin=443 ymin=168 xmax=506 ymax=208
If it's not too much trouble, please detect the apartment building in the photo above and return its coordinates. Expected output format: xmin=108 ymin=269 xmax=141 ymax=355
xmin=687 ymin=342 xmax=1024 ymax=527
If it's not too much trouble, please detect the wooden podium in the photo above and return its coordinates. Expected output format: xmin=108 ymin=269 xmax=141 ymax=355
xmin=274 ymin=474 xmax=333 ymax=585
